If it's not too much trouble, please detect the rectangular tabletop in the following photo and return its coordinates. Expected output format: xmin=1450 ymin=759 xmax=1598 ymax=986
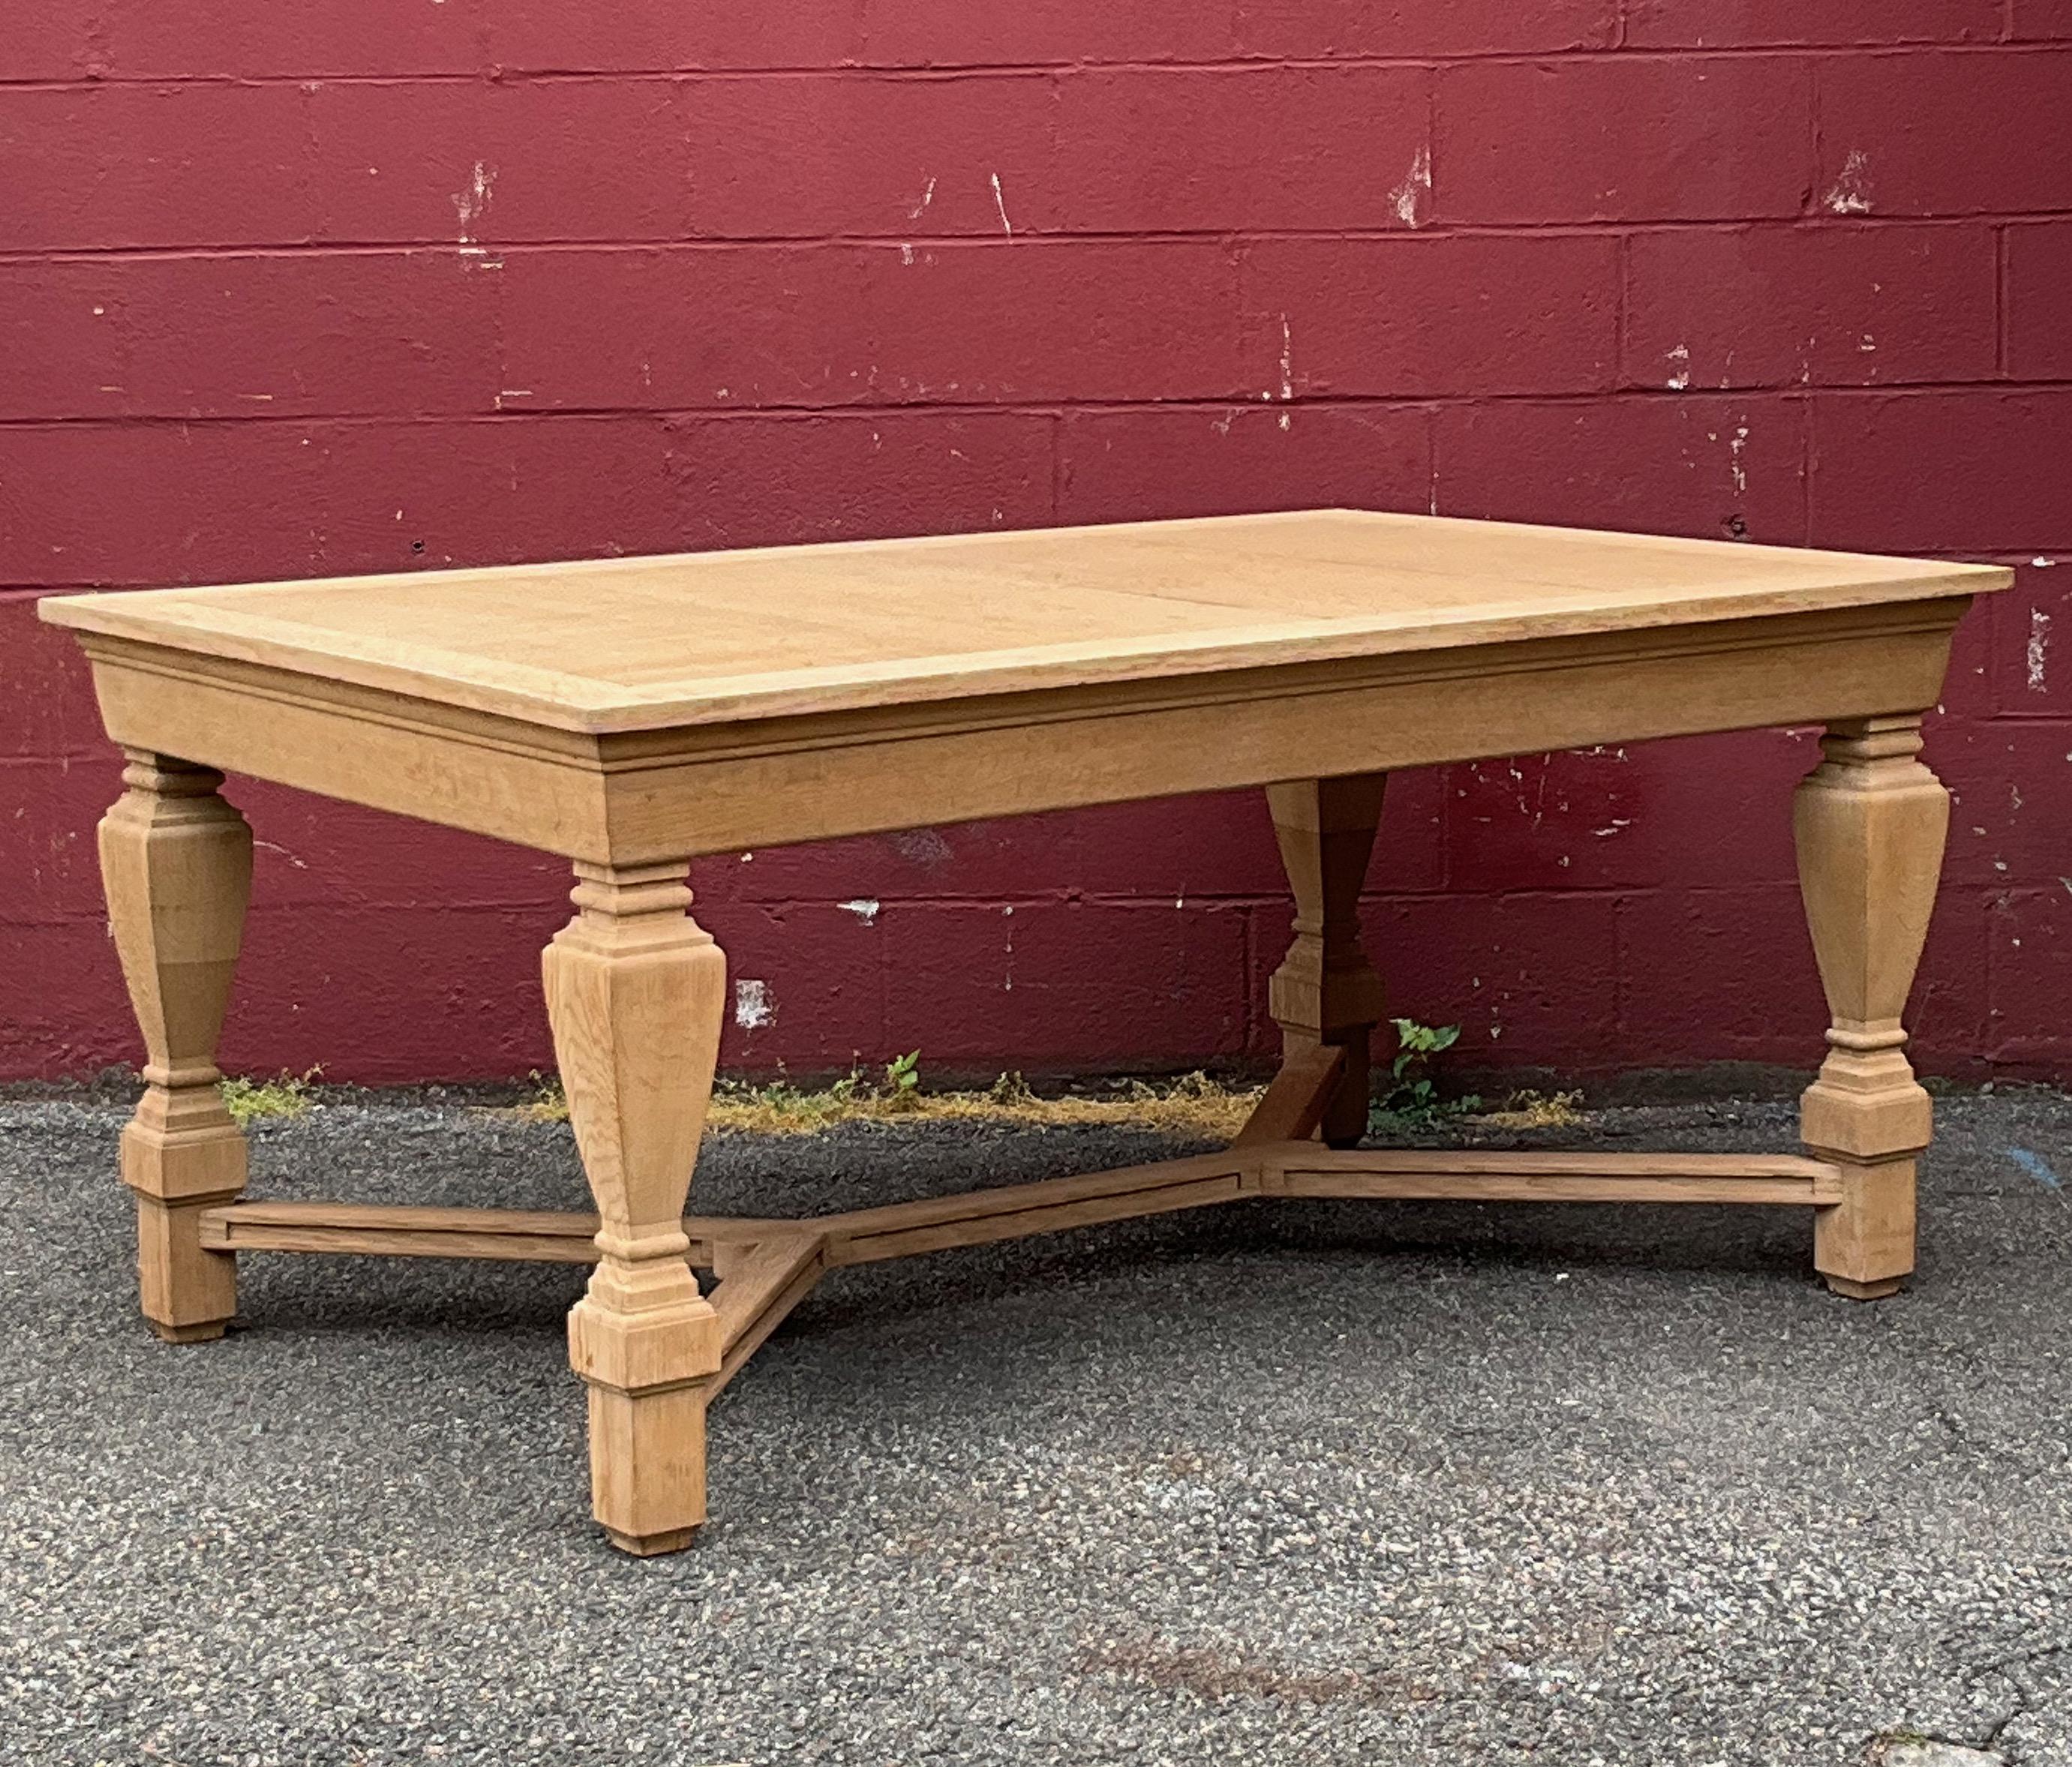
xmin=41 ymin=511 xmax=2011 ymax=862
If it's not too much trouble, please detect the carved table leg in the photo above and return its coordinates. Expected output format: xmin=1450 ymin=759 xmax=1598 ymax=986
xmin=1794 ymin=716 xmax=1949 ymax=1300
xmin=1266 ymin=776 xmax=1388 ymax=1148
xmin=544 ymin=860 xmax=726 ymax=1554
xmin=98 ymin=752 xmax=254 ymax=1342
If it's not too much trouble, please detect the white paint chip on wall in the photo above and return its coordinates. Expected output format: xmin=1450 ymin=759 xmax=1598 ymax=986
xmin=734 ymin=979 xmax=775 ymax=1029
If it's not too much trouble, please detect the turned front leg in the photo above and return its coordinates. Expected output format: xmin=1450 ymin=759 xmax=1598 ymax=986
xmin=1266 ymin=776 xmax=1387 ymax=1148
xmin=98 ymin=752 xmax=254 ymax=1342
xmin=545 ymin=860 xmax=726 ymax=1555
xmin=1794 ymin=716 xmax=1949 ymax=1300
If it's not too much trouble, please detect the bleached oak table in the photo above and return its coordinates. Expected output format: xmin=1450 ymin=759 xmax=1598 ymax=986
xmin=41 ymin=511 xmax=2009 ymax=1554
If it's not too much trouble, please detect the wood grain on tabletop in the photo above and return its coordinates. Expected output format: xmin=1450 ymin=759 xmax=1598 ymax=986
xmin=37 ymin=510 xmax=2007 ymax=733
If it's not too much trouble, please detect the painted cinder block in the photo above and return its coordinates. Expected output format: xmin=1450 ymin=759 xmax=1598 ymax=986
xmin=660 ymin=411 xmax=1056 ymax=549
xmin=0 ymin=422 xmax=333 ymax=587
xmin=0 ymin=6 xmax=104 ymax=80
xmin=867 ymin=0 xmax=1233 ymax=67
xmin=498 ymin=245 xmax=877 ymax=410
xmin=680 ymin=73 xmax=1054 ymax=239
xmin=104 ymin=0 xmax=488 ymax=78
xmin=2010 ymin=0 xmax=2072 ymax=40
xmin=865 ymin=240 xmax=1248 ymax=404
xmin=1434 ymin=56 xmax=1814 ymax=224
xmin=1233 ymin=0 xmax=1617 ymax=57
xmin=1815 ymin=50 xmax=2072 ymax=218
xmin=486 ymin=0 xmax=863 ymax=73
xmin=1623 ymin=224 xmax=1998 ymax=390
xmin=1442 ymin=731 xmax=1809 ymax=898
xmin=0 ymin=598 xmax=104 ymax=760
xmin=1239 ymin=236 xmax=1620 ymax=398
xmin=1809 ymin=392 xmax=2072 ymax=554
xmin=1624 ymin=0 xmax=2000 ymax=46
xmin=0 ymin=85 xmax=315 ymax=251
xmin=0 ymin=253 xmax=503 ymax=422
xmin=311 ymin=77 xmax=689 ymax=245
xmin=1055 ymin=404 xmax=1431 ymax=526
xmin=878 ymin=899 xmax=1251 ymax=1065
xmin=1050 ymin=65 xmax=1430 ymax=233
xmin=1433 ymin=395 xmax=1810 ymax=544
xmin=2005 ymin=223 xmax=2072 ymax=382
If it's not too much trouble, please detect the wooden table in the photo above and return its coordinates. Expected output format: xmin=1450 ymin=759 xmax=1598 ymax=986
xmin=41 ymin=510 xmax=2010 ymax=1554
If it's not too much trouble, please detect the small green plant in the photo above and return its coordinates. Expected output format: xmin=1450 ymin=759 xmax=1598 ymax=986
xmin=989 ymin=1070 xmax=1035 ymax=1106
xmin=882 ymin=1049 xmax=923 ymax=1112
xmin=221 ymin=1066 xmax=322 ymax=1126
xmin=1369 ymin=1019 xmax=1481 ymax=1131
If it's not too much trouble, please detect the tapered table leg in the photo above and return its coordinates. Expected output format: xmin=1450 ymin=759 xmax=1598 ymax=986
xmin=1266 ymin=775 xmax=1388 ymax=1148
xmin=1794 ymin=716 xmax=1949 ymax=1300
xmin=98 ymin=752 xmax=254 ymax=1342
xmin=545 ymin=860 xmax=726 ymax=1554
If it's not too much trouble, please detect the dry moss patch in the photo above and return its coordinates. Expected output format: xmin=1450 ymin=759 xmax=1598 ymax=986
xmin=512 ymin=1069 xmax=1266 ymax=1139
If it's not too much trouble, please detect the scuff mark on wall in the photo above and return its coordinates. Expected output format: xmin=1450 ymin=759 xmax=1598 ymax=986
xmin=1824 ymin=148 xmax=1872 ymax=214
xmin=1665 ymin=344 xmax=1690 ymax=392
xmin=989 ymin=171 xmax=1013 ymax=236
xmin=1276 ymin=314 xmax=1293 ymax=430
xmin=1390 ymin=144 xmax=1431 ymax=228
xmin=734 ymin=979 xmax=775 ymax=1029
xmin=838 ymin=898 xmax=881 ymax=923
xmin=452 ymin=160 xmax=496 ymax=252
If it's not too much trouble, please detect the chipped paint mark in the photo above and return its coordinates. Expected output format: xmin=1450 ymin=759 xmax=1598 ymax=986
xmin=899 ymin=242 xmax=914 ymax=266
xmin=1276 ymin=315 xmax=1294 ymax=430
xmin=890 ymin=827 xmax=953 ymax=869
xmin=1859 ymin=333 xmax=1876 ymax=353
xmin=1665 ymin=344 xmax=1690 ymax=392
xmin=1002 ymin=902 xmax=1016 ymax=993
xmin=1591 ymin=820 xmax=1632 ymax=837
xmin=1389 ymin=144 xmax=1431 ymax=228
xmin=2028 ymin=608 xmax=2052 ymax=691
xmin=1210 ymin=408 xmax=1236 ymax=437
xmin=909 ymin=176 xmax=936 ymax=220
xmin=733 ymin=979 xmax=773 ymax=1030
xmin=838 ymin=898 xmax=881 ymax=924
xmin=1824 ymin=148 xmax=1872 ymax=214
xmin=452 ymin=160 xmax=496 ymax=250
xmin=2007 ymin=1147 xmax=2063 ymax=1190
xmin=2034 ymin=556 xmax=2058 ymax=568
xmin=989 ymin=171 xmax=1013 ymax=236
xmin=1728 ymin=423 xmax=1749 ymax=495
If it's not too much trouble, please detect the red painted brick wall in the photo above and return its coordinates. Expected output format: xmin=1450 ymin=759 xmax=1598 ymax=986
xmin=6 ymin=4 xmax=2071 ymax=1085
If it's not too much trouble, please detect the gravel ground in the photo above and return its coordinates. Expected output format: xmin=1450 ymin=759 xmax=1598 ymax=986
xmin=3 ymin=1088 xmax=2070 ymax=1766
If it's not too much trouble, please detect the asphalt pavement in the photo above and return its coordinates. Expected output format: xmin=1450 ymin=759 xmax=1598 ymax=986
xmin=3 ymin=1087 xmax=2069 ymax=1766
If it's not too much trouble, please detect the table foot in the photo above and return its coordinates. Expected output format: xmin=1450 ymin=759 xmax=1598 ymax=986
xmin=1824 ymin=1274 xmax=1905 ymax=1302
xmin=150 ymin=1318 xmax=231 ymax=1344
xmin=605 ymin=1526 xmax=702 ymax=1558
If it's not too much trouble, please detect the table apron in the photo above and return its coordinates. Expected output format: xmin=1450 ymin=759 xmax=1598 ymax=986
xmin=82 ymin=603 xmax=1962 ymax=862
